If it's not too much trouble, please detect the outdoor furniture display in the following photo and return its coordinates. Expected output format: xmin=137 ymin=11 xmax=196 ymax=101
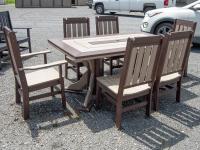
xmin=63 ymin=17 xmax=90 ymax=80
xmin=48 ymin=33 xmax=156 ymax=111
xmin=0 ymin=11 xmax=32 ymax=53
xmin=173 ymin=19 xmax=197 ymax=76
xmin=153 ymin=31 xmax=194 ymax=111
xmin=3 ymin=27 xmax=67 ymax=119
xmin=95 ymin=16 xmax=123 ymax=75
xmin=96 ymin=36 xmax=164 ymax=129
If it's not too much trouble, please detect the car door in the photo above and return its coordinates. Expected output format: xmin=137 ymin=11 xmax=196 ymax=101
xmin=119 ymin=0 xmax=130 ymax=11
xmin=108 ymin=0 xmax=120 ymax=10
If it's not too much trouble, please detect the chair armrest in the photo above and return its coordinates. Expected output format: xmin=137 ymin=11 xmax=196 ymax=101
xmin=21 ymin=50 xmax=51 ymax=59
xmin=13 ymin=27 xmax=32 ymax=30
xmin=20 ymin=60 xmax=67 ymax=71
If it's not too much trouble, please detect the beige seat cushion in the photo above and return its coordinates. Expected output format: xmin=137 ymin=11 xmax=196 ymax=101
xmin=161 ymin=72 xmax=181 ymax=83
xmin=26 ymin=68 xmax=59 ymax=87
xmin=97 ymin=75 xmax=151 ymax=96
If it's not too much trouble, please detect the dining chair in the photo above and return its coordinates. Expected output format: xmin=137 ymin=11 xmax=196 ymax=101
xmin=173 ymin=19 xmax=197 ymax=76
xmin=0 ymin=11 xmax=32 ymax=53
xmin=63 ymin=17 xmax=90 ymax=80
xmin=95 ymin=15 xmax=123 ymax=75
xmin=96 ymin=35 xmax=164 ymax=129
xmin=3 ymin=27 xmax=67 ymax=120
xmin=153 ymin=31 xmax=194 ymax=111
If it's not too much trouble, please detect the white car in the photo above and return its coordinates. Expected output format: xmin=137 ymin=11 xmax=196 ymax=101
xmin=92 ymin=0 xmax=176 ymax=15
xmin=141 ymin=0 xmax=200 ymax=44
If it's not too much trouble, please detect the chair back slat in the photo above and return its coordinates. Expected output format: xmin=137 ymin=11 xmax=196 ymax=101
xmin=96 ymin=16 xmax=119 ymax=35
xmin=145 ymin=45 xmax=159 ymax=81
xmin=161 ymin=31 xmax=193 ymax=76
xmin=63 ymin=17 xmax=90 ymax=38
xmin=121 ymin=36 xmax=163 ymax=89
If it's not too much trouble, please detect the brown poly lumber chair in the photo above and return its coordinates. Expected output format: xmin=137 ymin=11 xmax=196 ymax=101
xmin=173 ymin=19 xmax=197 ymax=77
xmin=63 ymin=17 xmax=90 ymax=80
xmin=96 ymin=35 xmax=164 ymax=129
xmin=0 ymin=11 xmax=32 ymax=53
xmin=95 ymin=16 xmax=123 ymax=75
xmin=3 ymin=27 xmax=67 ymax=120
xmin=153 ymin=31 xmax=194 ymax=111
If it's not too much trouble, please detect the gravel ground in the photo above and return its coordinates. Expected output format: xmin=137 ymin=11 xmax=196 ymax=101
xmin=0 ymin=5 xmax=200 ymax=150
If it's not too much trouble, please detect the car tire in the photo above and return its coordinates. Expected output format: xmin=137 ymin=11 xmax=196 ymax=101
xmin=96 ymin=4 xmax=104 ymax=14
xmin=144 ymin=7 xmax=155 ymax=14
xmin=154 ymin=22 xmax=173 ymax=35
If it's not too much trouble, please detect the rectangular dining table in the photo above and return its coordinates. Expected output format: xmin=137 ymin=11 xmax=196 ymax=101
xmin=48 ymin=33 xmax=154 ymax=111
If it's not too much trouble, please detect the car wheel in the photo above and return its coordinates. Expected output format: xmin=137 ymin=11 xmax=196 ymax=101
xmin=96 ymin=4 xmax=104 ymax=14
xmin=155 ymin=22 xmax=173 ymax=35
xmin=144 ymin=7 xmax=155 ymax=14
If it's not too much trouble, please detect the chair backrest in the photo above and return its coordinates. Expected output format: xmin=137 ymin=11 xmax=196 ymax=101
xmin=95 ymin=16 xmax=119 ymax=35
xmin=173 ymin=19 xmax=197 ymax=33
xmin=160 ymin=31 xmax=193 ymax=77
xmin=63 ymin=17 xmax=90 ymax=38
xmin=3 ymin=27 xmax=26 ymax=86
xmin=0 ymin=11 xmax=12 ymax=30
xmin=0 ymin=11 xmax=12 ymax=41
xmin=119 ymin=35 xmax=163 ymax=92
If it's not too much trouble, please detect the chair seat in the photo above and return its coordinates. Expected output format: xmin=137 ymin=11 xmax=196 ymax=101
xmin=97 ymin=75 xmax=151 ymax=97
xmin=17 ymin=36 xmax=29 ymax=44
xmin=26 ymin=68 xmax=59 ymax=87
xmin=161 ymin=72 xmax=181 ymax=84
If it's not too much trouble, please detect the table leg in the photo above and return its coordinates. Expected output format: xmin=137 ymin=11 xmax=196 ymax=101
xmin=66 ymin=62 xmax=89 ymax=91
xmin=84 ymin=60 xmax=95 ymax=107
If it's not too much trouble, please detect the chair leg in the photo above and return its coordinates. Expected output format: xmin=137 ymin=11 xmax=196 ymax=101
xmin=146 ymin=92 xmax=152 ymax=117
xmin=95 ymin=85 xmax=102 ymax=109
xmin=77 ymin=64 xmax=81 ymax=80
xmin=115 ymin=100 xmax=122 ymax=129
xmin=27 ymin=29 xmax=32 ymax=53
xmin=65 ymin=62 xmax=68 ymax=79
xmin=50 ymin=86 xmax=55 ymax=97
xmin=176 ymin=80 xmax=181 ymax=103
xmin=184 ymin=63 xmax=188 ymax=77
xmin=22 ymin=92 xmax=29 ymax=120
xmin=109 ymin=58 xmax=113 ymax=75
xmin=15 ymin=79 xmax=21 ymax=104
xmin=60 ymin=78 xmax=66 ymax=109
xmin=153 ymin=85 xmax=159 ymax=111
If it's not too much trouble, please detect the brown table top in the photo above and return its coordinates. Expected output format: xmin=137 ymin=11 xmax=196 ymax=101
xmin=48 ymin=33 xmax=154 ymax=62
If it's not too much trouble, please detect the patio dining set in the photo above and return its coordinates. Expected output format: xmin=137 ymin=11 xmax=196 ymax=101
xmin=0 ymin=11 xmax=197 ymax=129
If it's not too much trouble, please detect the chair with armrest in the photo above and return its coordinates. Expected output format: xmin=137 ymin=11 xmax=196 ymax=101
xmin=0 ymin=11 xmax=32 ymax=53
xmin=3 ymin=27 xmax=67 ymax=120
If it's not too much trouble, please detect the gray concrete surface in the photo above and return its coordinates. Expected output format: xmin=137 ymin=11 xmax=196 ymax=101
xmin=0 ymin=5 xmax=200 ymax=150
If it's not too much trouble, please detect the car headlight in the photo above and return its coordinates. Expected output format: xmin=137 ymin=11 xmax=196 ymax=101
xmin=143 ymin=22 xmax=149 ymax=28
xmin=147 ymin=12 xmax=162 ymax=17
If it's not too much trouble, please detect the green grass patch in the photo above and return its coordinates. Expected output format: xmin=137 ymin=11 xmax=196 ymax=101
xmin=5 ymin=0 xmax=15 ymax=4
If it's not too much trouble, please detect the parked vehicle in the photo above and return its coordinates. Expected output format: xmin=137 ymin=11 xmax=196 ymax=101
xmin=141 ymin=0 xmax=200 ymax=44
xmin=92 ymin=0 xmax=176 ymax=14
